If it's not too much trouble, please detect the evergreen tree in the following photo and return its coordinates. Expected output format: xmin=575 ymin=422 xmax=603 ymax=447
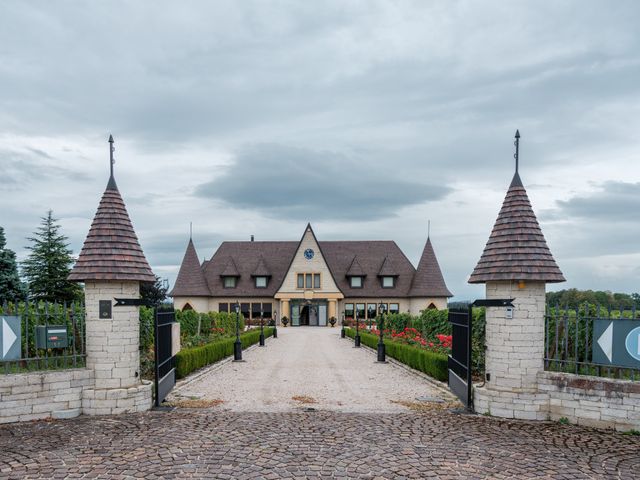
xmin=22 ymin=211 xmax=83 ymax=303
xmin=0 ymin=226 xmax=26 ymax=303
xmin=140 ymin=274 xmax=168 ymax=306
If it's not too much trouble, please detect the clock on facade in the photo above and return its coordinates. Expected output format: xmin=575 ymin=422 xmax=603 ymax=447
xmin=304 ymin=248 xmax=315 ymax=260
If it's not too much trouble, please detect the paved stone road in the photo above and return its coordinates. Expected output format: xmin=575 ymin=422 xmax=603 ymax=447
xmin=1 ymin=408 xmax=639 ymax=479
xmin=169 ymin=326 xmax=453 ymax=413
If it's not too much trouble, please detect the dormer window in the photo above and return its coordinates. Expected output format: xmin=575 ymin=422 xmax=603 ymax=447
xmin=350 ymin=276 xmax=363 ymax=288
xmin=255 ymin=276 xmax=268 ymax=288
xmin=381 ymin=276 xmax=395 ymax=288
xmin=223 ymin=276 xmax=237 ymax=288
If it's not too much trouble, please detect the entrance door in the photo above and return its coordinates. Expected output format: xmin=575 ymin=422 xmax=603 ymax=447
xmin=318 ymin=305 xmax=327 ymax=326
xmin=292 ymin=304 xmax=300 ymax=326
xmin=309 ymin=306 xmax=318 ymax=326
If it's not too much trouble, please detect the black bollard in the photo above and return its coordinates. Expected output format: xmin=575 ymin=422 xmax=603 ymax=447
xmin=377 ymin=312 xmax=386 ymax=362
xmin=233 ymin=303 xmax=243 ymax=361
xmin=340 ymin=316 xmax=345 ymax=339
xmin=354 ymin=311 xmax=361 ymax=347
xmin=259 ymin=314 xmax=265 ymax=347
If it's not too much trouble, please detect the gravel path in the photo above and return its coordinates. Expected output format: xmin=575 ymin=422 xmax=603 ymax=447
xmin=169 ymin=326 xmax=454 ymax=413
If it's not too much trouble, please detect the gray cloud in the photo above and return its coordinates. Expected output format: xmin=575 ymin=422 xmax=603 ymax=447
xmin=1 ymin=1 xmax=639 ymax=299
xmin=553 ymin=182 xmax=640 ymax=222
xmin=1 ymin=148 xmax=91 ymax=187
xmin=195 ymin=144 xmax=452 ymax=221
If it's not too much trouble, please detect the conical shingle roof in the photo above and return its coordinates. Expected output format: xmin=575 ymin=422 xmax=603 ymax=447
xmin=68 ymin=176 xmax=155 ymax=282
xmin=469 ymin=172 xmax=565 ymax=283
xmin=169 ymin=239 xmax=210 ymax=296
xmin=409 ymin=238 xmax=452 ymax=297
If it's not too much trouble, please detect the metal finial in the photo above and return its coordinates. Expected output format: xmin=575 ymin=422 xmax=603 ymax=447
xmin=108 ymin=134 xmax=115 ymax=179
xmin=514 ymin=130 xmax=520 ymax=174
xmin=428 ymin=220 xmax=431 ymax=238
xmin=189 ymin=222 xmax=193 ymax=240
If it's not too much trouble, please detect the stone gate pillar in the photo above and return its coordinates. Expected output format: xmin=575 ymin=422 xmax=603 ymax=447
xmin=469 ymin=132 xmax=565 ymax=420
xmin=68 ymin=135 xmax=155 ymax=415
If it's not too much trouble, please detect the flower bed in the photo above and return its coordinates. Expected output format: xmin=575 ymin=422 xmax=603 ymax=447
xmin=344 ymin=328 xmax=448 ymax=382
xmin=176 ymin=327 xmax=274 ymax=378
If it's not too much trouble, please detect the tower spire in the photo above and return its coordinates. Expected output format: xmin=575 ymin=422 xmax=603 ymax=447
xmin=106 ymin=134 xmax=118 ymax=190
xmin=514 ymin=129 xmax=520 ymax=174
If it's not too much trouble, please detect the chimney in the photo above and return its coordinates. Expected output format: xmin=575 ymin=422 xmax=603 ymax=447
xmin=251 ymin=235 xmax=254 ymax=242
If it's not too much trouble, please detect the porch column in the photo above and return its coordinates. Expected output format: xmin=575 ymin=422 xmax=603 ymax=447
xmin=328 ymin=300 xmax=336 ymax=322
xmin=281 ymin=299 xmax=290 ymax=325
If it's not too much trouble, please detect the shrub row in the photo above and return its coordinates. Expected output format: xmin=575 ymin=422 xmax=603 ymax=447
xmin=175 ymin=309 xmax=246 ymax=338
xmin=345 ymin=328 xmax=448 ymax=382
xmin=175 ymin=327 xmax=274 ymax=378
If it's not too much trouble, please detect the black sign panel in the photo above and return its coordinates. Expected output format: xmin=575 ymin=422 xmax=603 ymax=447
xmin=99 ymin=300 xmax=112 ymax=319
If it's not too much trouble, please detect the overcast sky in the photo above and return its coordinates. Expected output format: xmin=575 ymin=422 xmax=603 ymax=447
xmin=1 ymin=1 xmax=639 ymax=300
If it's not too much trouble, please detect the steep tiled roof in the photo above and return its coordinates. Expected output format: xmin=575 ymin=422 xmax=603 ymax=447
xmin=378 ymin=256 xmax=398 ymax=277
xmin=204 ymin=242 xmax=298 ymax=296
xmin=469 ymin=172 xmax=565 ymax=283
xmin=345 ymin=256 xmax=366 ymax=277
xmin=169 ymin=239 xmax=210 ymax=296
xmin=316 ymin=241 xmax=417 ymax=298
xmin=68 ymin=177 xmax=155 ymax=282
xmin=409 ymin=238 xmax=452 ymax=297
xmin=171 ymin=232 xmax=452 ymax=299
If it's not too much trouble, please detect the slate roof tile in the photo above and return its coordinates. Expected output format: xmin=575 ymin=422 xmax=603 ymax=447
xmin=469 ymin=172 xmax=565 ymax=284
xmin=68 ymin=178 xmax=155 ymax=283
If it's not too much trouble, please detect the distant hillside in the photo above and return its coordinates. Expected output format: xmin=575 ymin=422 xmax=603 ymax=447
xmin=546 ymin=289 xmax=639 ymax=309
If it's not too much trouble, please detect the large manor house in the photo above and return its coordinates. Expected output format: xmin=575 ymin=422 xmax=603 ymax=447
xmin=170 ymin=224 xmax=452 ymax=326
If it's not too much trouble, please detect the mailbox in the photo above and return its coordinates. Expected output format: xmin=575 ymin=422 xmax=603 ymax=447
xmin=35 ymin=325 xmax=69 ymax=349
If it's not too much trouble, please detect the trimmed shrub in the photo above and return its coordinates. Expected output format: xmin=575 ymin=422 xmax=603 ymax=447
xmin=345 ymin=328 xmax=448 ymax=382
xmin=175 ymin=327 xmax=274 ymax=378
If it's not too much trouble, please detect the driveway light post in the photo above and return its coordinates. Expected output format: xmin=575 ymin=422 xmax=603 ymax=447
xmin=233 ymin=301 xmax=243 ymax=361
xmin=259 ymin=307 xmax=265 ymax=347
xmin=377 ymin=300 xmax=386 ymax=362
xmin=340 ymin=311 xmax=345 ymax=339
xmin=354 ymin=307 xmax=361 ymax=347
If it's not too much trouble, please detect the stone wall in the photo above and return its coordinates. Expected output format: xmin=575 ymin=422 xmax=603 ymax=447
xmin=0 ymin=369 xmax=93 ymax=424
xmin=538 ymin=371 xmax=640 ymax=431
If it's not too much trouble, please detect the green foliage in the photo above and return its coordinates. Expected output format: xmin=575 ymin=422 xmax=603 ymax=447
xmin=175 ymin=309 xmax=245 ymax=338
xmin=345 ymin=328 xmax=448 ymax=381
xmin=558 ymin=417 xmax=570 ymax=425
xmin=0 ymin=226 xmax=27 ymax=303
xmin=175 ymin=327 xmax=274 ymax=378
xmin=140 ymin=275 xmax=168 ymax=306
xmin=546 ymin=289 xmax=640 ymax=310
xmin=22 ymin=210 xmax=83 ymax=303
xmin=384 ymin=312 xmax=413 ymax=333
xmin=139 ymin=306 xmax=155 ymax=352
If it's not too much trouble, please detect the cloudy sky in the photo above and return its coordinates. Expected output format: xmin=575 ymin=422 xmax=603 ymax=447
xmin=1 ymin=1 xmax=639 ymax=300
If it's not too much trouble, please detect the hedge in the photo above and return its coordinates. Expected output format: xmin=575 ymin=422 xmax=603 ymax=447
xmin=176 ymin=327 xmax=274 ymax=378
xmin=345 ymin=328 xmax=448 ymax=382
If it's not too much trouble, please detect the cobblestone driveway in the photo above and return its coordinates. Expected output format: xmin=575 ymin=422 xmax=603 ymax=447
xmin=1 ymin=408 xmax=639 ymax=479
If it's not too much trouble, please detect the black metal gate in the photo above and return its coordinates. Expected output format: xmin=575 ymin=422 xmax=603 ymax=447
xmin=448 ymin=304 xmax=473 ymax=409
xmin=155 ymin=309 xmax=178 ymax=407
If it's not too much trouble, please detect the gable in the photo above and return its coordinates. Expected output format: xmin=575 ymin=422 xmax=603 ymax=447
xmin=277 ymin=225 xmax=341 ymax=294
